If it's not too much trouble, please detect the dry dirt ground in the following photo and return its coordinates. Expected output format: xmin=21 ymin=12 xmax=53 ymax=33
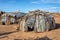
xmin=0 ymin=14 xmax=60 ymax=40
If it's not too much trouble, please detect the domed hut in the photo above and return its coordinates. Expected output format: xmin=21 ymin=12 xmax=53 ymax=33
xmin=19 ymin=10 xmax=55 ymax=32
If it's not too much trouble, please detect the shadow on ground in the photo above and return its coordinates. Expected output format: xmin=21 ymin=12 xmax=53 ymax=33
xmin=34 ymin=37 xmax=51 ymax=40
xmin=55 ymin=23 xmax=60 ymax=29
xmin=0 ymin=31 xmax=18 ymax=39
xmin=0 ymin=31 xmax=17 ymax=36
xmin=14 ymin=36 xmax=51 ymax=40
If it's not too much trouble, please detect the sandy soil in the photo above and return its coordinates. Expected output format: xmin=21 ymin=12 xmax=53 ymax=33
xmin=0 ymin=14 xmax=60 ymax=40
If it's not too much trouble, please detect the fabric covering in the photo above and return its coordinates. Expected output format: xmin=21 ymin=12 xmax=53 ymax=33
xmin=10 ymin=18 xmax=15 ymax=23
xmin=1 ymin=16 xmax=7 ymax=23
xmin=24 ymin=14 xmax=55 ymax=32
xmin=24 ymin=16 xmax=35 ymax=31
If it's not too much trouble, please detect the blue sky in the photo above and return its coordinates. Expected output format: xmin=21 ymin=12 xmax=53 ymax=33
xmin=0 ymin=0 xmax=60 ymax=12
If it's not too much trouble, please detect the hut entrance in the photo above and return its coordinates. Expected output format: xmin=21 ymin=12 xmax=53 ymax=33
xmin=28 ymin=26 xmax=34 ymax=31
xmin=24 ymin=15 xmax=35 ymax=32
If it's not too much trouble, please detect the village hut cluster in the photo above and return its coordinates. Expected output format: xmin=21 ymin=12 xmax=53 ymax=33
xmin=0 ymin=11 xmax=26 ymax=25
xmin=0 ymin=10 xmax=56 ymax=32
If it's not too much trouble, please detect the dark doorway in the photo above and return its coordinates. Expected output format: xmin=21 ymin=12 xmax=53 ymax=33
xmin=2 ymin=22 xmax=5 ymax=25
xmin=28 ymin=26 xmax=34 ymax=31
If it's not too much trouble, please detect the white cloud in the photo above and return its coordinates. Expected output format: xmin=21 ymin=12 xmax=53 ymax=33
xmin=40 ymin=7 xmax=60 ymax=12
xmin=31 ymin=0 xmax=60 ymax=4
xmin=31 ymin=1 xmax=39 ymax=4
xmin=41 ymin=0 xmax=60 ymax=3
xmin=31 ymin=1 xmax=40 ymax=4
xmin=44 ymin=7 xmax=57 ymax=10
